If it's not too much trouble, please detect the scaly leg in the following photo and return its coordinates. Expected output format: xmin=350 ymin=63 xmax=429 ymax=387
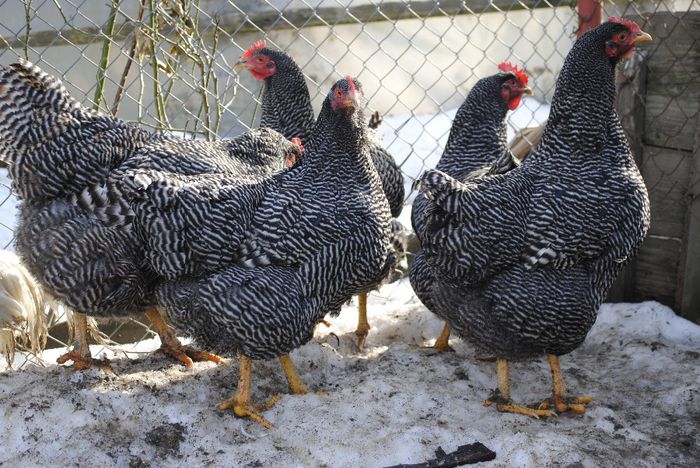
xmin=57 ymin=312 xmax=112 ymax=371
xmin=483 ymin=358 xmax=556 ymax=418
xmin=538 ymin=354 xmax=592 ymax=414
xmin=432 ymin=323 xmax=455 ymax=353
xmin=217 ymin=355 xmax=280 ymax=429
xmin=279 ymin=354 xmax=308 ymax=395
xmin=354 ymin=293 xmax=370 ymax=351
xmin=144 ymin=308 xmax=223 ymax=367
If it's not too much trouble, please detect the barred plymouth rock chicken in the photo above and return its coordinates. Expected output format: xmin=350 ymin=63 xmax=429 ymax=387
xmin=239 ymin=40 xmax=406 ymax=349
xmin=0 ymin=60 xmax=300 ymax=370
xmin=152 ymin=77 xmax=393 ymax=428
xmin=413 ymin=19 xmax=651 ymax=417
xmin=410 ymin=63 xmax=531 ymax=353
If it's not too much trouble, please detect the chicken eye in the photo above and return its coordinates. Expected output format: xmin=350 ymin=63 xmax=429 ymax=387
xmin=257 ymin=57 xmax=264 ymax=63
xmin=618 ymin=33 xmax=627 ymax=42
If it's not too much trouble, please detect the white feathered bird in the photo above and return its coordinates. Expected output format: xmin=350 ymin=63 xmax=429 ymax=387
xmin=0 ymin=250 xmax=49 ymax=367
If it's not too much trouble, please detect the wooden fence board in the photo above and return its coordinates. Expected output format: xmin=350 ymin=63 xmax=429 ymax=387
xmin=678 ymin=107 xmax=700 ymax=322
xmin=633 ymin=236 xmax=683 ymax=307
xmin=644 ymin=93 xmax=698 ymax=151
xmin=641 ymin=145 xmax=692 ymax=239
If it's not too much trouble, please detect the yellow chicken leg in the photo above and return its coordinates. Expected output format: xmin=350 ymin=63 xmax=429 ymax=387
xmin=354 ymin=292 xmax=370 ymax=351
xmin=279 ymin=354 xmax=308 ymax=395
xmin=483 ymin=358 xmax=556 ymax=418
xmin=217 ymin=355 xmax=279 ymax=429
xmin=432 ymin=323 xmax=455 ymax=352
xmin=56 ymin=312 xmax=112 ymax=372
xmin=538 ymin=354 xmax=593 ymax=414
xmin=144 ymin=308 xmax=224 ymax=367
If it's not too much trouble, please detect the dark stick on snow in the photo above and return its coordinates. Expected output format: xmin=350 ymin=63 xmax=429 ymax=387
xmin=384 ymin=442 xmax=496 ymax=468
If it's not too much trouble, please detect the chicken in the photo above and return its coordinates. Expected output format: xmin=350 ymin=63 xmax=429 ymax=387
xmin=413 ymin=18 xmax=651 ymax=417
xmin=410 ymin=63 xmax=532 ymax=352
xmin=235 ymin=40 xmax=316 ymax=145
xmin=0 ymin=250 xmax=48 ymax=367
xmin=238 ymin=41 xmax=406 ymax=349
xmin=147 ymin=77 xmax=393 ymax=428
xmin=0 ymin=61 xmax=300 ymax=370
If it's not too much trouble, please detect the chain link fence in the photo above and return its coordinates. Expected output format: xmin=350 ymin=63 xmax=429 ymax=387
xmin=0 ymin=0 xmax=698 ymax=369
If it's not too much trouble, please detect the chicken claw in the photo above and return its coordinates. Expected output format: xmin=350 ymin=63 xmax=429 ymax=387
xmin=483 ymin=390 xmax=556 ymax=419
xmin=57 ymin=312 xmax=114 ymax=373
xmin=144 ymin=308 xmax=224 ymax=367
xmin=218 ymin=355 xmax=280 ymax=429
xmin=155 ymin=343 xmax=224 ymax=368
xmin=57 ymin=350 xmax=114 ymax=373
xmin=538 ymin=396 xmax=593 ymax=414
xmin=217 ymin=394 xmax=281 ymax=430
xmin=431 ymin=323 xmax=455 ymax=353
xmin=483 ymin=358 xmax=556 ymax=419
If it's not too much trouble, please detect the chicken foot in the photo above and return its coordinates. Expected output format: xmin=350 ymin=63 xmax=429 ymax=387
xmin=354 ymin=292 xmax=370 ymax=351
xmin=144 ymin=308 xmax=224 ymax=367
xmin=279 ymin=354 xmax=308 ymax=395
xmin=56 ymin=312 xmax=113 ymax=372
xmin=537 ymin=354 xmax=592 ymax=414
xmin=431 ymin=323 xmax=455 ymax=352
xmin=483 ymin=358 xmax=556 ymax=418
xmin=217 ymin=355 xmax=280 ymax=429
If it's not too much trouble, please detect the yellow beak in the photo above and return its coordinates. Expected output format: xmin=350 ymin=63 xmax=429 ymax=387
xmin=233 ymin=59 xmax=247 ymax=70
xmin=521 ymin=86 xmax=533 ymax=96
xmin=633 ymin=31 xmax=653 ymax=44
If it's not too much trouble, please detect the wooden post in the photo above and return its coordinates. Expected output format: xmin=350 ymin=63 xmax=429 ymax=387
xmin=578 ymin=0 xmax=602 ymax=37
xmin=679 ymin=113 xmax=700 ymax=323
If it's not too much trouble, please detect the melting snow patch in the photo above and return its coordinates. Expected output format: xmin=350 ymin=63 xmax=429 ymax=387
xmin=1 ymin=280 xmax=698 ymax=466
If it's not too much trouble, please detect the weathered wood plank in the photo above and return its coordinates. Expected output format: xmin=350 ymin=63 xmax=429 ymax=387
xmin=678 ymin=103 xmax=700 ymax=323
xmin=644 ymin=93 xmax=698 ymax=151
xmin=628 ymin=12 xmax=700 ymax=152
xmin=641 ymin=145 xmax=691 ymax=239
xmin=633 ymin=236 xmax=683 ymax=308
xmin=641 ymin=13 xmax=700 ymax=92
xmin=0 ymin=0 xmax=560 ymax=50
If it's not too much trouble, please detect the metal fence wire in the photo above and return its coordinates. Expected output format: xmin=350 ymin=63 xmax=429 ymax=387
xmin=0 ymin=0 xmax=698 ymax=368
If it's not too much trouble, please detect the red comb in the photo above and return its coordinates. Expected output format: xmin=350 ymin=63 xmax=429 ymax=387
xmin=291 ymin=137 xmax=304 ymax=154
xmin=242 ymin=40 xmax=266 ymax=59
xmin=498 ymin=62 xmax=528 ymax=86
xmin=345 ymin=75 xmax=357 ymax=95
xmin=608 ymin=17 xmax=642 ymax=33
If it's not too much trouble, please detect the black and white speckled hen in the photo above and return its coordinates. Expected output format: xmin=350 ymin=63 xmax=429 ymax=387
xmin=413 ymin=19 xmax=651 ymax=417
xmin=0 ymin=60 xmax=300 ymax=369
xmin=148 ymin=77 xmax=393 ymax=428
xmin=238 ymin=40 xmax=406 ymax=349
xmin=410 ymin=63 xmax=531 ymax=353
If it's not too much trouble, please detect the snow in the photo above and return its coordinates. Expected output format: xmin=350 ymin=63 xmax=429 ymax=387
xmin=1 ymin=280 xmax=699 ymax=466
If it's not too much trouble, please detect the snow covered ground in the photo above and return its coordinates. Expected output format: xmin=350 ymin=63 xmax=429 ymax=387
xmin=1 ymin=280 xmax=699 ymax=467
